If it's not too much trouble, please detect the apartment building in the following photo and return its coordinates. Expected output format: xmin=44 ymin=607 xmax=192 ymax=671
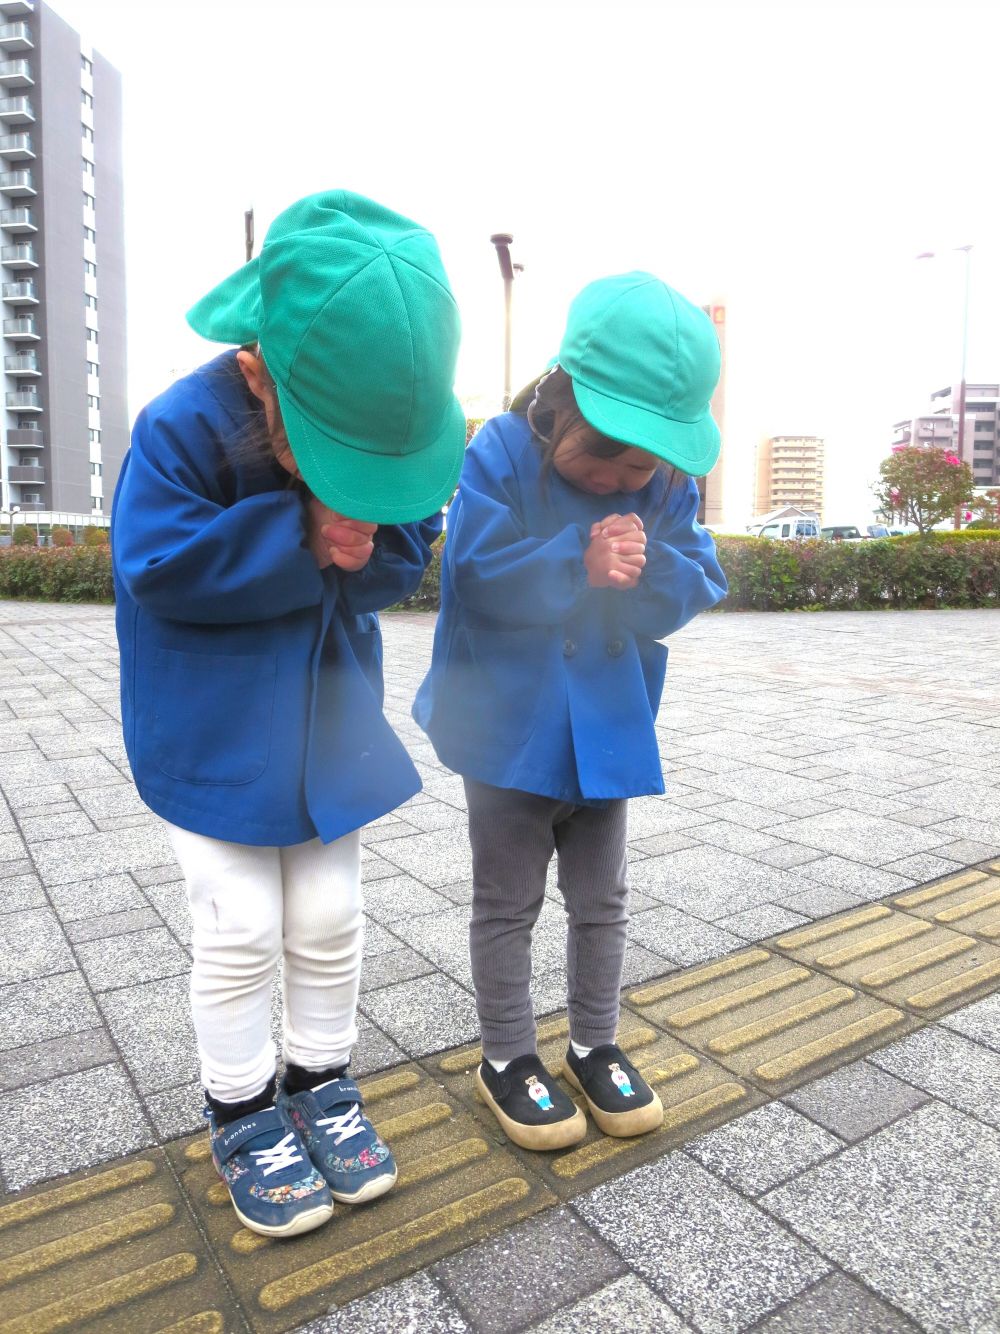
xmin=754 ymin=434 xmax=825 ymax=518
xmin=0 ymin=0 xmax=126 ymax=524
xmin=892 ymin=384 xmax=999 ymax=489
xmin=696 ymin=300 xmax=725 ymax=527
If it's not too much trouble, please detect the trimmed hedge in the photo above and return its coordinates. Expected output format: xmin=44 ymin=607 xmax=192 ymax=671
xmin=0 ymin=545 xmax=114 ymax=603
xmin=3 ymin=532 xmax=998 ymax=613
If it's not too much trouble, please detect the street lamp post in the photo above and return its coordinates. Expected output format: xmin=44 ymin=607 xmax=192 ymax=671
xmin=490 ymin=233 xmax=520 ymax=411
xmin=917 ymin=244 xmax=973 ymax=528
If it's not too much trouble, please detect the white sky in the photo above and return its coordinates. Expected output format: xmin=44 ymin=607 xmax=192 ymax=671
xmin=53 ymin=0 xmax=1000 ymax=526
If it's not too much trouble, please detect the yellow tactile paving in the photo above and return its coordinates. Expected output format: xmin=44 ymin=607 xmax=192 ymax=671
xmin=630 ymin=948 xmax=913 ymax=1093
xmin=773 ymin=903 xmax=1000 ymax=1016
xmin=3 ymin=860 xmax=1000 ymax=1333
xmin=430 ymin=1007 xmax=762 ymax=1199
xmin=893 ymin=870 xmax=1000 ymax=944
xmin=0 ymin=1153 xmax=238 ymax=1334
xmin=168 ymin=1064 xmax=553 ymax=1332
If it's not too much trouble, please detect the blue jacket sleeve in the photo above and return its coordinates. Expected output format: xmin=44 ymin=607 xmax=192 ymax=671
xmin=617 ymin=476 xmax=727 ymax=639
xmin=336 ymin=515 xmax=443 ymax=615
xmin=447 ymin=430 xmax=591 ymax=626
xmin=113 ymin=401 xmax=325 ymax=625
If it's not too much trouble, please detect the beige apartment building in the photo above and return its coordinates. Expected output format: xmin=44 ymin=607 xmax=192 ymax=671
xmin=755 ymin=435 xmax=825 ymax=517
xmin=696 ymin=301 xmax=725 ymax=527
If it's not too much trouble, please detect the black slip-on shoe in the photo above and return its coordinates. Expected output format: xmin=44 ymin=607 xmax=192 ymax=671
xmin=563 ymin=1043 xmax=663 ymax=1137
xmin=474 ymin=1053 xmax=587 ymax=1151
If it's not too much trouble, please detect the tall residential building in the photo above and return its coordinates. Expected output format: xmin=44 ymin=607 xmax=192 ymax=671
xmin=892 ymin=383 xmax=1000 ymax=488
xmin=696 ymin=300 xmax=725 ymax=527
xmin=754 ymin=435 xmax=825 ymax=517
xmin=0 ymin=0 xmax=126 ymax=523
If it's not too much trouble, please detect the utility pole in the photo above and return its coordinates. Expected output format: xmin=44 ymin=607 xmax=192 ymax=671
xmin=490 ymin=233 xmax=521 ymax=411
xmin=244 ymin=209 xmax=255 ymax=263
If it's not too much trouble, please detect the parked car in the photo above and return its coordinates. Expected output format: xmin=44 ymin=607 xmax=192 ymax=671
xmin=753 ymin=518 xmax=820 ymax=540
xmin=820 ymin=525 xmax=863 ymax=541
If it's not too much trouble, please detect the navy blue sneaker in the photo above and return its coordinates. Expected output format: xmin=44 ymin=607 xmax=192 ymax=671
xmin=280 ymin=1075 xmax=397 ymax=1204
xmin=207 ymin=1104 xmax=333 ymax=1237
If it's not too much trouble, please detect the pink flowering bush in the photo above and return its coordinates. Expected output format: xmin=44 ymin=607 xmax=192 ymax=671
xmin=873 ymin=445 xmax=974 ymax=533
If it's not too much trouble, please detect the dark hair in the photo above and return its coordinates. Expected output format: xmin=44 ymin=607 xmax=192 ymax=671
xmin=515 ymin=366 xmax=682 ymax=494
xmin=223 ymin=347 xmax=301 ymax=492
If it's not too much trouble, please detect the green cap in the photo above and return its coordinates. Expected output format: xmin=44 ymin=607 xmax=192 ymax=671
xmin=558 ymin=272 xmax=721 ymax=476
xmin=187 ymin=190 xmax=466 ymax=524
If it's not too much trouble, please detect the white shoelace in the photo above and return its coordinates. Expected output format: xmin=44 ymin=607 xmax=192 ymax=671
xmin=250 ymin=1132 xmax=304 ymax=1177
xmin=316 ymin=1103 xmax=366 ymax=1146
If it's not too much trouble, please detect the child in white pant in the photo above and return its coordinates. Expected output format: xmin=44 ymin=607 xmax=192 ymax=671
xmin=111 ymin=191 xmax=465 ymax=1237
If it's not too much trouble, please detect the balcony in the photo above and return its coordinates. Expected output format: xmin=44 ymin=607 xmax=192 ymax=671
xmin=1 ymin=240 xmax=33 ymax=267
xmin=4 ymin=348 xmax=36 ymax=373
xmin=0 ymin=57 xmax=30 ymax=86
xmin=8 ymin=462 xmax=42 ymax=482
xmin=5 ymin=387 xmax=39 ymax=409
xmin=0 ymin=168 xmax=33 ymax=196
xmin=0 ymin=95 xmax=32 ymax=123
xmin=2 ymin=278 xmax=35 ymax=303
xmin=0 ymin=24 xmax=33 ymax=51
xmin=8 ymin=425 xmax=42 ymax=446
xmin=3 ymin=314 xmax=35 ymax=337
xmin=0 ymin=131 xmax=31 ymax=158
xmin=0 ymin=204 xmax=33 ymax=231
xmin=0 ymin=4 xmax=34 ymax=17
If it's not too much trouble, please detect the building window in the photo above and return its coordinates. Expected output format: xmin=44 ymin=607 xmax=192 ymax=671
xmin=87 ymin=360 xmax=99 ymax=376
xmin=84 ymin=260 xmax=97 ymax=277
xmin=83 ymin=159 xmax=95 ymax=177
xmin=85 ymin=294 xmax=98 ymax=310
xmin=86 ymin=328 xmax=98 ymax=344
xmin=88 ymin=428 xmax=101 ymax=442
xmin=90 ymin=462 xmax=102 ymax=476
xmin=82 ymin=91 xmax=94 ymax=108
xmin=91 ymin=497 xmax=102 ymax=510
xmin=82 ymin=126 xmax=94 ymax=143
xmin=83 ymin=191 xmax=95 ymax=208
xmin=83 ymin=226 xmax=96 ymax=243
xmin=82 ymin=54 xmax=93 ymax=73
xmin=88 ymin=394 xmax=100 ymax=408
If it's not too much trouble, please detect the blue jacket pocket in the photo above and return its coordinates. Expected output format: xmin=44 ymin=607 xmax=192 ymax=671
xmin=152 ymin=649 xmax=277 ymax=786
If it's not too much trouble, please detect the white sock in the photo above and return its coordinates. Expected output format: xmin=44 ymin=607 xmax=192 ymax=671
xmin=570 ymin=1041 xmax=593 ymax=1059
xmin=488 ymin=1058 xmax=511 ymax=1072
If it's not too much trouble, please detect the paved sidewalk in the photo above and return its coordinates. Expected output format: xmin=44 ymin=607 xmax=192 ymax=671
xmin=1 ymin=604 xmax=999 ymax=1331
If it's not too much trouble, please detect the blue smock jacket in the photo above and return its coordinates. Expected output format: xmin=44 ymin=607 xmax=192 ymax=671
xmin=112 ymin=352 xmax=440 ymax=846
xmin=413 ymin=413 xmax=726 ymax=802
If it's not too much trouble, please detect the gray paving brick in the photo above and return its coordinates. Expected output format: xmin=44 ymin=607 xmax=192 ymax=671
xmin=0 ymin=1028 xmax=117 ymax=1093
xmin=577 ymin=1154 xmax=829 ymax=1332
xmin=0 ymin=908 xmax=74 ymax=984
xmin=372 ymin=827 xmax=475 ymax=888
xmin=686 ymin=1102 xmax=841 ymax=1196
xmin=880 ymin=852 xmax=964 ymax=882
xmin=0 ymin=1064 xmax=154 ymax=1190
xmin=131 ymin=862 xmax=183 ymax=888
xmin=141 ymin=879 xmax=191 ymax=945
xmin=74 ymin=926 xmax=191 ymax=993
xmin=755 ymin=1273 xmax=920 ymax=1333
xmin=713 ymin=904 xmax=810 ymax=941
xmin=753 ymin=844 xmax=825 ymax=871
xmin=762 ymin=1101 xmax=1000 ymax=1333
xmin=784 ymin=1061 xmax=931 ymax=1143
xmin=362 ymin=874 xmax=458 ymax=924
xmin=530 ymin=1273 xmax=691 ymax=1333
xmin=97 ymin=974 xmax=197 ymax=1093
xmin=869 ymin=1027 xmax=1000 ymax=1129
xmin=796 ymin=855 xmax=914 ymax=900
xmin=774 ymin=884 xmax=864 ymax=919
xmin=767 ymin=811 xmax=945 ymax=867
xmin=352 ymin=1014 xmax=408 ymax=1076
xmin=359 ymin=945 xmax=437 ymax=993
xmin=29 ymin=823 xmax=173 ymax=887
xmin=0 ymin=970 xmax=101 ymax=1053
xmin=65 ymin=906 xmax=164 ymax=943
xmin=0 ymin=872 xmax=46 ymax=914
xmin=19 ymin=810 xmax=96 ymax=842
xmin=937 ymin=994 xmax=1000 ymax=1054
xmin=44 ymin=872 xmax=146 ymax=924
xmin=359 ymin=973 xmax=479 ymax=1058
xmin=144 ymin=1080 xmax=206 ymax=1140
xmin=301 ymin=1272 xmax=469 ymax=1333
xmin=627 ymin=906 xmax=742 ymax=966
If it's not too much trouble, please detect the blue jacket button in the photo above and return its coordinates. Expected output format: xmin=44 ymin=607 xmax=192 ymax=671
xmin=607 ymin=639 xmax=625 ymax=657
xmin=563 ymin=638 xmax=577 ymax=657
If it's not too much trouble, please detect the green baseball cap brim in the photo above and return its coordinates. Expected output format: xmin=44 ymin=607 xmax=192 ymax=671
xmin=277 ymin=383 xmax=466 ymax=525
xmin=187 ymin=257 xmax=263 ymax=346
xmin=570 ymin=378 xmax=721 ymax=477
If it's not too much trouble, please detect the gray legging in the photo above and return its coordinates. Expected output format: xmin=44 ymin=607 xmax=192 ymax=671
xmin=463 ymin=778 xmax=629 ymax=1062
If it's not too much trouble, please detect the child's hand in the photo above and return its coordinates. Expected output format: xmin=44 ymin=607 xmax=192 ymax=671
xmin=307 ymin=498 xmax=376 ymax=572
xmin=585 ymin=512 xmax=646 ymax=588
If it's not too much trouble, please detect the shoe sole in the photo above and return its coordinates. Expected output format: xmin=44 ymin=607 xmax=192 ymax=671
xmin=330 ymin=1167 xmax=398 ymax=1205
xmin=563 ymin=1064 xmax=664 ymax=1137
xmin=231 ymin=1199 xmax=334 ymax=1238
xmin=474 ymin=1067 xmax=587 ymax=1151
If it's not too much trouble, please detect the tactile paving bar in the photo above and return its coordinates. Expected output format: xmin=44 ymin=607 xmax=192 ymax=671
xmin=429 ymin=1008 xmax=761 ymax=1200
xmin=892 ymin=869 xmax=1000 ymax=944
xmin=0 ymin=1155 xmax=239 ymax=1334
xmin=167 ymin=1065 xmax=553 ymax=1331
xmin=771 ymin=904 xmax=1000 ymax=1017
xmin=629 ymin=947 xmax=913 ymax=1094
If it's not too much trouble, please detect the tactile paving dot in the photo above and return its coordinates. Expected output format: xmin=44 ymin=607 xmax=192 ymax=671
xmin=166 ymin=1065 xmax=553 ymax=1331
xmin=0 ymin=1154 xmax=238 ymax=1334
xmin=628 ymin=946 xmax=915 ymax=1094
xmin=428 ymin=1008 xmax=761 ymax=1199
xmin=771 ymin=903 xmax=1000 ymax=1017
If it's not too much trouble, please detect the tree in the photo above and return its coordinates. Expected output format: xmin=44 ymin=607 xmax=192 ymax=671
xmin=12 ymin=525 xmax=35 ymax=546
xmin=965 ymin=488 xmax=1000 ymax=529
xmin=873 ymin=445 xmax=975 ymax=534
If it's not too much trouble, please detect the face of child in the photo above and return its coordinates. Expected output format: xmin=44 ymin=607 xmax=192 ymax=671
xmin=551 ymin=423 xmax=659 ymax=496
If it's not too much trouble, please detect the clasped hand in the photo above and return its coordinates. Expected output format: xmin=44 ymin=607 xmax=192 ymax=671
xmin=307 ymin=497 xmax=376 ymax=572
xmin=583 ymin=512 xmax=646 ymax=589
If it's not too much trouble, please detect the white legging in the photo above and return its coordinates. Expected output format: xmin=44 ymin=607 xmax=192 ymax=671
xmin=165 ymin=822 xmax=364 ymax=1104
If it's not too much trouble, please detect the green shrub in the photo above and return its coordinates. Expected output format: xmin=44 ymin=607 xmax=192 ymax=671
xmin=83 ymin=527 xmax=109 ymax=547
xmin=893 ymin=528 xmax=1000 ymax=541
xmin=11 ymin=525 xmax=35 ymax=546
xmin=50 ymin=527 xmax=74 ymax=548
xmin=0 ymin=546 xmax=113 ymax=602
